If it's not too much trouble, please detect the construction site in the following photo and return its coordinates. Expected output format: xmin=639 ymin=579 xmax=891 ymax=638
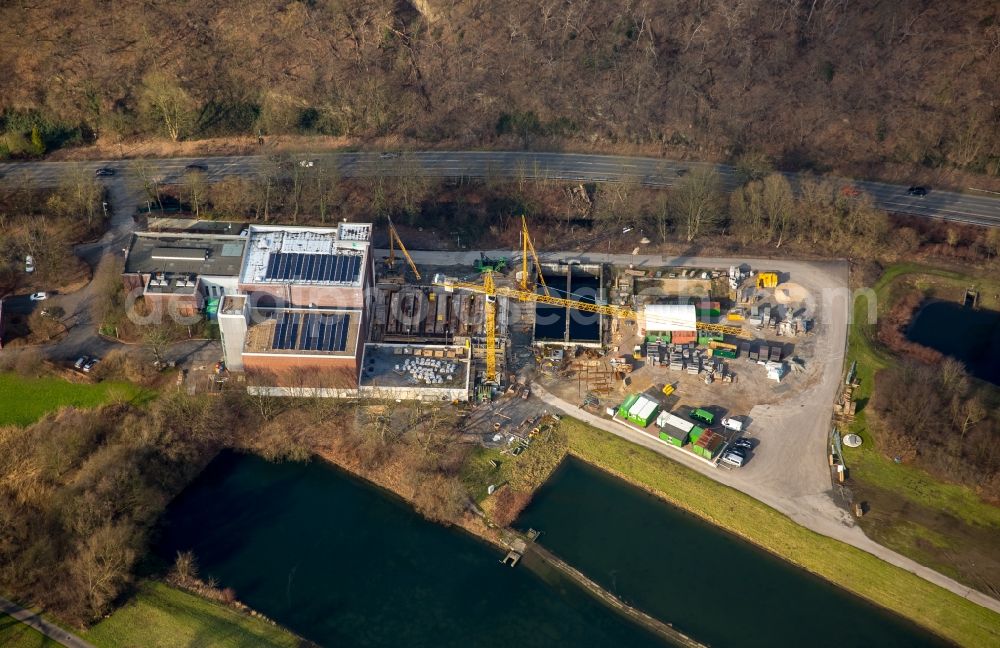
xmin=361 ymin=217 xmax=832 ymax=470
xmin=136 ymin=215 xmax=836 ymax=469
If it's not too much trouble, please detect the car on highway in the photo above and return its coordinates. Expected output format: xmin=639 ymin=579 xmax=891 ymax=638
xmin=95 ymin=167 xmax=115 ymax=177
xmin=184 ymin=163 xmax=208 ymax=172
xmin=379 ymin=152 xmax=400 ymax=159
xmin=82 ymin=358 xmax=100 ymax=373
xmin=907 ymin=186 xmax=928 ymax=196
xmin=24 ymin=255 xmax=34 ymax=273
xmin=29 ymin=292 xmax=48 ymax=301
xmin=720 ymin=447 xmax=746 ymax=467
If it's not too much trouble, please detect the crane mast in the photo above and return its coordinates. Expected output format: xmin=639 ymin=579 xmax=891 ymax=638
xmin=387 ymin=217 xmax=421 ymax=280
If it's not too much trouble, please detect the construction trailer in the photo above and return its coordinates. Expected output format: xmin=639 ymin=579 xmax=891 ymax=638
xmin=656 ymin=411 xmax=696 ymax=447
xmin=618 ymin=394 xmax=661 ymax=427
xmin=693 ymin=430 xmax=725 ymax=460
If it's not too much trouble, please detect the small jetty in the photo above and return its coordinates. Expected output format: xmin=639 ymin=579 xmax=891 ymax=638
xmin=964 ymin=288 xmax=979 ymax=308
xmin=500 ymin=538 xmax=527 ymax=567
xmin=498 ymin=528 xmax=706 ymax=647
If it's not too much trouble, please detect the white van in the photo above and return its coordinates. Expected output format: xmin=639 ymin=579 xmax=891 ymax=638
xmin=720 ymin=450 xmax=745 ymax=467
xmin=721 ymin=417 xmax=743 ymax=432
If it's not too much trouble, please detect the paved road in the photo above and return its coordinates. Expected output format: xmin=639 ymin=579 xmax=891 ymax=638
xmin=0 ymin=597 xmax=94 ymax=648
xmin=533 ymin=384 xmax=1000 ymax=616
xmin=2 ymin=151 xmax=999 ymax=227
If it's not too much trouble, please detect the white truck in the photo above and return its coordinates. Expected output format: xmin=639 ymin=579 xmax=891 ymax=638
xmin=721 ymin=417 xmax=744 ymax=432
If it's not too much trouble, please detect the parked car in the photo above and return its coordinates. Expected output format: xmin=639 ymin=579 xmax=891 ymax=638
xmin=24 ymin=255 xmax=34 ymax=273
xmin=731 ymin=438 xmax=753 ymax=451
xmin=720 ymin=447 xmax=746 ymax=467
xmin=29 ymin=292 xmax=48 ymax=301
xmin=74 ymin=356 xmax=88 ymax=370
xmin=906 ymin=186 xmax=928 ymax=196
xmin=82 ymin=358 xmax=100 ymax=373
xmin=184 ymin=163 xmax=208 ymax=172
xmin=298 ymin=159 xmax=316 ymax=167
xmin=95 ymin=167 xmax=115 ymax=177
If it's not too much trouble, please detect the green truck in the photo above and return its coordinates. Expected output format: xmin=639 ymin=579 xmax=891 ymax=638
xmin=689 ymin=408 xmax=714 ymax=425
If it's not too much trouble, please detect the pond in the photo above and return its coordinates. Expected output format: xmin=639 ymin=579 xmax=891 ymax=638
xmin=154 ymin=452 xmax=669 ymax=648
xmin=907 ymin=300 xmax=1000 ymax=385
xmin=514 ymin=458 xmax=947 ymax=648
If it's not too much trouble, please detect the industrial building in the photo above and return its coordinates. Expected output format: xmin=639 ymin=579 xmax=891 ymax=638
xmin=122 ymin=230 xmax=247 ymax=316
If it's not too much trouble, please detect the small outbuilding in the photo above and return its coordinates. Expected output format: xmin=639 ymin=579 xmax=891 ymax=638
xmin=619 ymin=394 xmax=661 ymax=428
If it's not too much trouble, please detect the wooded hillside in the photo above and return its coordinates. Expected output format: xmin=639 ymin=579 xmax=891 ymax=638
xmin=1 ymin=1 xmax=998 ymax=178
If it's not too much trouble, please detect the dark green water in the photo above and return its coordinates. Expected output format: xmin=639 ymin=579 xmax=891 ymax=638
xmin=907 ymin=300 xmax=1000 ymax=385
xmin=515 ymin=458 xmax=948 ymax=648
xmin=155 ymin=452 xmax=669 ymax=648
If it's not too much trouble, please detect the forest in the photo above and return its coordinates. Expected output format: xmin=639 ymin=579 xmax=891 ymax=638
xmin=1 ymin=1 xmax=998 ymax=182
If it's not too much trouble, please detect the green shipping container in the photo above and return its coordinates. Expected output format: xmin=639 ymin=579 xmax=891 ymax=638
xmin=688 ymin=426 xmax=705 ymax=446
xmin=715 ymin=349 xmax=738 ymax=359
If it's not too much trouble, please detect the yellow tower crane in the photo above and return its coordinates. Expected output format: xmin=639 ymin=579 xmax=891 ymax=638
xmin=520 ymin=214 xmax=549 ymax=296
xmin=386 ymin=216 xmax=421 ymax=281
xmin=438 ymin=218 xmax=751 ymax=385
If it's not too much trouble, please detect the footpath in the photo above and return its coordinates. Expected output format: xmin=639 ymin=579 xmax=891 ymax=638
xmin=0 ymin=597 xmax=94 ymax=648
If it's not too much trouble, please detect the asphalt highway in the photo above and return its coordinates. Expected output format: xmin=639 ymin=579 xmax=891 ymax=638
xmin=2 ymin=151 xmax=999 ymax=227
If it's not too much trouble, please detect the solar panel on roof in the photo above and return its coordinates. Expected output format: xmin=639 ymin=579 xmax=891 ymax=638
xmin=320 ymin=315 xmax=334 ymax=350
xmin=265 ymin=254 xmax=279 ymax=279
xmin=284 ymin=313 xmax=300 ymax=349
xmin=303 ymin=255 xmax=314 ymax=281
xmin=272 ymin=313 xmax=289 ymax=349
xmin=336 ymin=315 xmax=350 ymax=351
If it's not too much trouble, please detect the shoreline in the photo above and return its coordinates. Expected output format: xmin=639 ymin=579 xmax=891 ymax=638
xmin=310 ymin=444 xmax=702 ymax=646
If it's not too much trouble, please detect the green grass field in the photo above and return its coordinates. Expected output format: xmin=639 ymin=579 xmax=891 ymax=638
xmin=562 ymin=416 xmax=1000 ymax=648
xmin=82 ymin=581 xmax=303 ymax=648
xmin=0 ymin=373 xmax=150 ymax=427
xmin=0 ymin=615 xmax=60 ymax=648
xmin=842 ymin=263 xmax=1000 ymax=591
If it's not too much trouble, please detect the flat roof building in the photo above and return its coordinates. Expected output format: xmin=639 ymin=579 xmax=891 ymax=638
xmin=123 ymin=231 xmax=247 ymax=314
xmin=640 ymin=304 xmax=697 ymax=335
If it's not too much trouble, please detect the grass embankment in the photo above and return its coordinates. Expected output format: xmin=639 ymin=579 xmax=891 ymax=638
xmin=0 ymin=373 xmax=150 ymax=427
xmin=0 ymin=615 xmax=59 ymax=648
xmin=1 ymin=581 xmax=304 ymax=648
xmin=843 ymin=263 xmax=1000 ymax=589
xmin=461 ymin=417 xmax=568 ymax=525
xmin=82 ymin=581 xmax=302 ymax=648
xmin=561 ymin=417 xmax=1000 ymax=647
